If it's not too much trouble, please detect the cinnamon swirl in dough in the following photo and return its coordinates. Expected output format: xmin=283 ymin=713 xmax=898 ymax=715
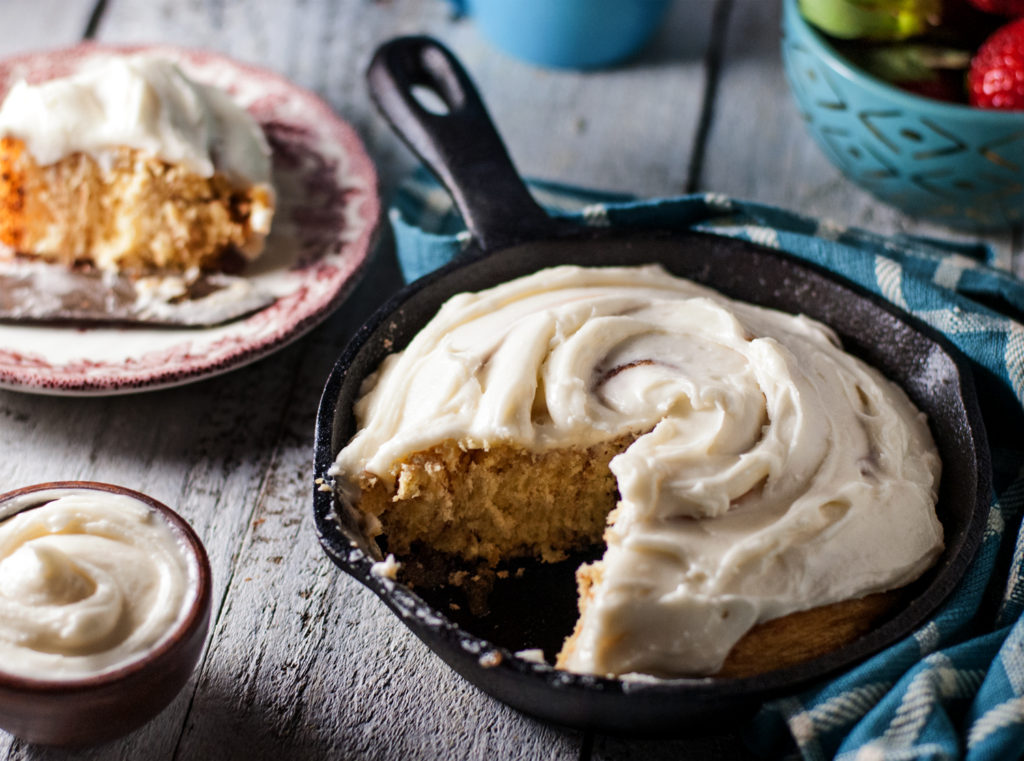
xmin=331 ymin=264 xmax=942 ymax=678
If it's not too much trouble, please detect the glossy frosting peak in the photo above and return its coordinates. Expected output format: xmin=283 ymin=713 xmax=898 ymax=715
xmin=335 ymin=264 xmax=943 ymax=676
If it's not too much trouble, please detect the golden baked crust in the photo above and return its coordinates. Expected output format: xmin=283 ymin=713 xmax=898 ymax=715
xmin=716 ymin=590 xmax=899 ymax=678
xmin=0 ymin=136 xmax=273 ymax=273
xmin=555 ymin=560 xmax=900 ymax=677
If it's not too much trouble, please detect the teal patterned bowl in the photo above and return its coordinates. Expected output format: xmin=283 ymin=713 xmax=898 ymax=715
xmin=781 ymin=0 xmax=1024 ymax=229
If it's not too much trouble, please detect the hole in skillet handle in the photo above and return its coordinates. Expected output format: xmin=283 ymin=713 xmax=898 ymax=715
xmin=410 ymin=85 xmax=450 ymax=116
xmin=367 ymin=35 xmax=579 ymax=255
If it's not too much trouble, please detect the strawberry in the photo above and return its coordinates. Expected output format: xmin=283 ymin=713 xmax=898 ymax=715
xmin=965 ymin=0 xmax=1024 ymax=15
xmin=968 ymin=17 xmax=1024 ymax=108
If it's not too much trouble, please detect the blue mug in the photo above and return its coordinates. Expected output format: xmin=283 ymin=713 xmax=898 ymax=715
xmin=450 ymin=0 xmax=673 ymax=69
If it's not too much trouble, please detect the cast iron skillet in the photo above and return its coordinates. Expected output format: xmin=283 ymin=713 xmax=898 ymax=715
xmin=313 ymin=36 xmax=990 ymax=736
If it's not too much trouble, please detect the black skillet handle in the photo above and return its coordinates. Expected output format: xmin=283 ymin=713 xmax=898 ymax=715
xmin=368 ymin=36 xmax=573 ymax=254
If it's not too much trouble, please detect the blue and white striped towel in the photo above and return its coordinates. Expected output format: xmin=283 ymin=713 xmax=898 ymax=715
xmin=391 ymin=170 xmax=1024 ymax=761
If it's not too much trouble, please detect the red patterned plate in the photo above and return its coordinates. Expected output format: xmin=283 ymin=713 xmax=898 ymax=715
xmin=0 ymin=43 xmax=380 ymax=395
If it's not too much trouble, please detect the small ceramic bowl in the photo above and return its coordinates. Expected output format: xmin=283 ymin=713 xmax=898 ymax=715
xmin=781 ymin=0 xmax=1024 ymax=229
xmin=449 ymin=0 xmax=672 ymax=69
xmin=0 ymin=482 xmax=212 ymax=746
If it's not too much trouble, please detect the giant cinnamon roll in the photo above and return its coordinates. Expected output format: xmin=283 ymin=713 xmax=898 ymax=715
xmin=332 ymin=264 xmax=942 ymax=678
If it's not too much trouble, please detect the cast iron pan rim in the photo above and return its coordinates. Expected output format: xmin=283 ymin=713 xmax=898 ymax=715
xmin=313 ymin=226 xmax=991 ymax=701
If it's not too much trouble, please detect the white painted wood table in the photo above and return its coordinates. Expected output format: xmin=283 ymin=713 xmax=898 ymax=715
xmin=0 ymin=1 xmax=1019 ymax=759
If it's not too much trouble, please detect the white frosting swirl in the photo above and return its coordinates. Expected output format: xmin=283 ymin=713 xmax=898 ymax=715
xmin=0 ymin=54 xmax=272 ymax=187
xmin=0 ymin=489 xmax=197 ymax=680
xmin=334 ymin=264 xmax=943 ymax=676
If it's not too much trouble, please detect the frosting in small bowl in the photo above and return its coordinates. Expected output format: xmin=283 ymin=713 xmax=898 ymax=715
xmin=0 ymin=487 xmax=200 ymax=680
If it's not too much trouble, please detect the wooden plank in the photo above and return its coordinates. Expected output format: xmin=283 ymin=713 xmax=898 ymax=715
xmin=0 ymin=1 xmax=97 ymax=57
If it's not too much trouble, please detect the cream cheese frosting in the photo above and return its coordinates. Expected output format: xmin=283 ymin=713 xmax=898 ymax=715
xmin=333 ymin=264 xmax=943 ymax=677
xmin=0 ymin=488 xmax=198 ymax=680
xmin=0 ymin=54 xmax=273 ymax=188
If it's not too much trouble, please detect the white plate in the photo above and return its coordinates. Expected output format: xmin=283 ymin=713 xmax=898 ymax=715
xmin=0 ymin=43 xmax=380 ymax=395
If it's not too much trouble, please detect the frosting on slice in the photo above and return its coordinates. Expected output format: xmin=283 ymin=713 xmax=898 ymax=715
xmin=0 ymin=54 xmax=272 ymax=188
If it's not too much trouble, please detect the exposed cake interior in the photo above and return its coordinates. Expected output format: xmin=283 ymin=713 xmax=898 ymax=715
xmin=355 ymin=435 xmax=636 ymax=566
xmin=0 ymin=138 xmax=273 ymax=272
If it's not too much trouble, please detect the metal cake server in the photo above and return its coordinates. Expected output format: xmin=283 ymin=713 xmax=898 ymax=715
xmin=0 ymin=258 xmax=277 ymax=327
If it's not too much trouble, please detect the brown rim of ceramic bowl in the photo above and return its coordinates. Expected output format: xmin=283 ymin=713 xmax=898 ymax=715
xmin=0 ymin=481 xmax=212 ymax=694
